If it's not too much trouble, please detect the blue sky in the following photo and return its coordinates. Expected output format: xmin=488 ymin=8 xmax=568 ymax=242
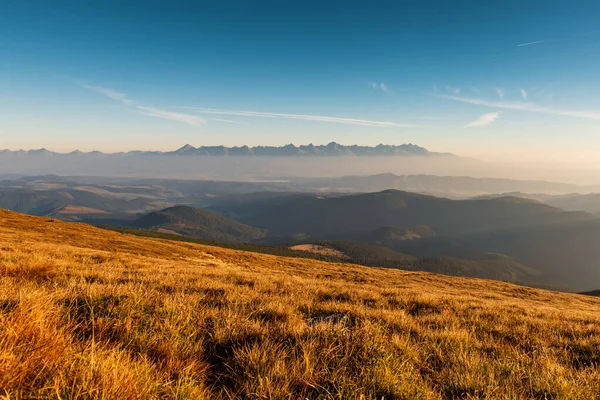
xmin=1 ymin=0 xmax=599 ymax=160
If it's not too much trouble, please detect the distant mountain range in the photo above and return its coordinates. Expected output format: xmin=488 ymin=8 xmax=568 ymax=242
xmin=0 ymin=142 xmax=454 ymax=157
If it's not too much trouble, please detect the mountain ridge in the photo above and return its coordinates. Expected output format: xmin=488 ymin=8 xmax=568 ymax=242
xmin=216 ymin=189 xmax=591 ymax=238
xmin=0 ymin=142 xmax=455 ymax=157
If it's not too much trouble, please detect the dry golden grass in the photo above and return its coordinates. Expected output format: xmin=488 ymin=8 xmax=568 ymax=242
xmin=1 ymin=209 xmax=600 ymax=399
xmin=289 ymin=244 xmax=349 ymax=259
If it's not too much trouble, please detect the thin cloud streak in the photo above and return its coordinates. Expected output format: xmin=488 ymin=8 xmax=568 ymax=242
xmin=82 ymin=83 xmax=205 ymax=126
xmin=371 ymin=82 xmax=391 ymax=93
xmin=517 ymin=30 xmax=600 ymax=48
xmin=517 ymin=40 xmax=545 ymax=47
xmin=210 ymin=118 xmax=250 ymax=125
xmin=82 ymin=84 xmax=136 ymax=106
xmin=438 ymin=94 xmax=600 ymax=120
xmin=136 ymin=106 xmax=204 ymax=126
xmin=419 ymin=116 xmax=461 ymax=121
xmin=179 ymin=107 xmax=415 ymax=127
xmin=521 ymin=89 xmax=527 ymax=100
xmin=465 ymin=112 xmax=500 ymax=128
xmin=445 ymin=85 xmax=460 ymax=95
xmin=496 ymin=88 xmax=505 ymax=99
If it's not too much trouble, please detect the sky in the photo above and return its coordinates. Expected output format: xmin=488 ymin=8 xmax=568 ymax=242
xmin=1 ymin=0 xmax=600 ymax=161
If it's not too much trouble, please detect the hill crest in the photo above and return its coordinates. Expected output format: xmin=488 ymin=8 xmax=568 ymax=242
xmin=134 ymin=205 xmax=266 ymax=242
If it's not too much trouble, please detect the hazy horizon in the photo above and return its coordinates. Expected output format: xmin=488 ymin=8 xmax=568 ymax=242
xmin=4 ymin=152 xmax=600 ymax=186
xmin=5 ymin=141 xmax=600 ymax=176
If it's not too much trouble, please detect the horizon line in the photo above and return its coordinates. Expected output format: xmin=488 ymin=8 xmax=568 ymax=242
xmin=0 ymin=142 xmax=445 ymax=155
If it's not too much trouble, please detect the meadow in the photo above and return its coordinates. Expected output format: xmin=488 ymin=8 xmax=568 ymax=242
xmin=1 ymin=209 xmax=600 ymax=399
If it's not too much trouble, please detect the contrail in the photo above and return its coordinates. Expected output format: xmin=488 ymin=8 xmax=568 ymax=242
xmin=517 ymin=40 xmax=545 ymax=47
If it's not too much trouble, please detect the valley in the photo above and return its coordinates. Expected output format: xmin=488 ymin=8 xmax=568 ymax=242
xmin=3 ymin=174 xmax=600 ymax=292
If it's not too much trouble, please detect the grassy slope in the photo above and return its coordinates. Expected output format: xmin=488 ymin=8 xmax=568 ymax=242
xmin=1 ymin=210 xmax=600 ymax=399
xmin=104 ymin=228 xmax=536 ymax=285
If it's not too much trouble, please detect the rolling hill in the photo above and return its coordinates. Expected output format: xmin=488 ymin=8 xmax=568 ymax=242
xmin=545 ymin=192 xmax=600 ymax=215
xmin=2 ymin=174 xmax=598 ymax=221
xmin=1 ymin=210 xmax=600 ymax=398
xmin=296 ymin=241 xmax=538 ymax=284
xmin=473 ymin=192 xmax=600 ymax=215
xmin=3 ymin=177 xmax=600 ymax=291
xmin=109 ymin=228 xmax=539 ymax=285
xmin=365 ymin=225 xmax=437 ymax=243
xmin=133 ymin=205 xmax=266 ymax=242
xmin=211 ymin=190 xmax=600 ymax=291
xmin=218 ymin=189 xmax=592 ymax=238
xmin=0 ymin=186 xmax=161 ymax=220
xmin=315 ymin=173 xmax=589 ymax=197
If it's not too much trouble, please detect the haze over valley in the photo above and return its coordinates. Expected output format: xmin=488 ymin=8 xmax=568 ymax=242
xmin=5 ymin=144 xmax=600 ymax=184
xmin=3 ymin=171 xmax=600 ymax=292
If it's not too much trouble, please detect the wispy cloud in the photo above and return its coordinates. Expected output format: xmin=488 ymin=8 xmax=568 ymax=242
xmin=521 ymin=89 xmax=527 ymax=100
xmin=438 ymin=94 xmax=600 ymax=120
xmin=178 ymin=107 xmax=414 ymax=127
xmin=82 ymin=84 xmax=136 ymax=106
xmin=210 ymin=118 xmax=250 ymax=125
xmin=465 ymin=112 xmax=500 ymax=128
xmin=135 ymin=106 xmax=204 ymax=126
xmin=517 ymin=40 xmax=546 ymax=47
xmin=445 ymin=85 xmax=461 ymax=95
xmin=419 ymin=116 xmax=461 ymax=121
xmin=495 ymin=88 xmax=505 ymax=99
xmin=536 ymin=88 xmax=554 ymax=101
xmin=82 ymin=83 xmax=204 ymax=126
xmin=371 ymin=82 xmax=392 ymax=93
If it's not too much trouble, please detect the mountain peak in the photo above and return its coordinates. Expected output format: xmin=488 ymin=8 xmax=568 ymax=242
xmin=163 ymin=142 xmax=447 ymax=157
xmin=28 ymin=148 xmax=53 ymax=155
xmin=174 ymin=144 xmax=197 ymax=154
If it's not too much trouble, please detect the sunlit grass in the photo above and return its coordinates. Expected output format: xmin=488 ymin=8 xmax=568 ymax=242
xmin=1 ymin=210 xmax=599 ymax=399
